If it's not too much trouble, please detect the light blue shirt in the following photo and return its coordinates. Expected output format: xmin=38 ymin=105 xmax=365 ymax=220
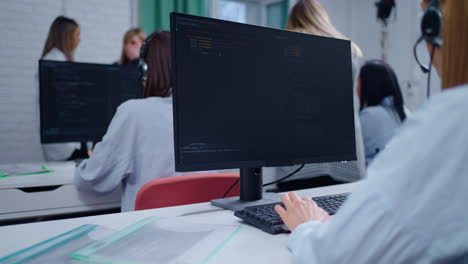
xmin=288 ymin=84 xmax=468 ymax=263
xmin=359 ymin=96 xmax=403 ymax=165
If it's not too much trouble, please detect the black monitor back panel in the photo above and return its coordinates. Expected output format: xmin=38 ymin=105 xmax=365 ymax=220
xmin=39 ymin=60 xmax=143 ymax=143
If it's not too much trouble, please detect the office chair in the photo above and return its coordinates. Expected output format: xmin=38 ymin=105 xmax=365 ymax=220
xmin=134 ymin=173 xmax=240 ymax=210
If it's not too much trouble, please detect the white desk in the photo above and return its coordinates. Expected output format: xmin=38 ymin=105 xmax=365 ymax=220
xmin=0 ymin=162 xmax=121 ymax=221
xmin=0 ymin=183 xmax=356 ymax=263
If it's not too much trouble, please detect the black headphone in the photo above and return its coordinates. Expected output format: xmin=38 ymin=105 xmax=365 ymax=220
xmin=414 ymin=0 xmax=443 ymax=74
xmin=413 ymin=0 xmax=443 ymax=98
xmin=421 ymin=0 xmax=443 ymax=48
xmin=375 ymin=0 xmax=396 ymax=26
xmin=138 ymin=32 xmax=157 ymax=83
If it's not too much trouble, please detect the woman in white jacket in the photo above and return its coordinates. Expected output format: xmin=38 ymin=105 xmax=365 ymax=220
xmin=75 ymin=31 xmax=193 ymax=212
xmin=276 ymin=0 xmax=468 ymax=263
xmin=40 ymin=16 xmax=82 ymax=161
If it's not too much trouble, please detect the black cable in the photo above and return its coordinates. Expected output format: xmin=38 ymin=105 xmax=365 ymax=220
xmin=262 ymin=164 xmax=305 ymax=187
xmin=413 ymin=36 xmax=429 ymax=74
xmin=427 ymin=45 xmax=436 ymax=98
xmin=223 ymin=179 xmax=239 ymax=198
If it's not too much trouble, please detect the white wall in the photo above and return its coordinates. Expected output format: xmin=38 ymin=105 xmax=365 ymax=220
xmin=289 ymin=0 xmax=441 ymax=111
xmin=0 ymin=0 xmax=134 ymax=164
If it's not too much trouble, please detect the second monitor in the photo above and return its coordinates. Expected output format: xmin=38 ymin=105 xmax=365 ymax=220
xmin=171 ymin=13 xmax=356 ymax=210
xmin=39 ymin=60 xmax=143 ymax=144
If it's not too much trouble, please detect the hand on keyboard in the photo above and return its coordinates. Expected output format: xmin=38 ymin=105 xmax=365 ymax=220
xmin=275 ymin=192 xmax=330 ymax=231
xmin=234 ymin=193 xmax=348 ymax=234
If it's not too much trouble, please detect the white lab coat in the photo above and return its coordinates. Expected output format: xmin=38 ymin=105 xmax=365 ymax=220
xmin=288 ymin=84 xmax=468 ymax=263
xmin=40 ymin=48 xmax=80 ymax=161
xmin=75 ymin=97 xmax=217 ymax=212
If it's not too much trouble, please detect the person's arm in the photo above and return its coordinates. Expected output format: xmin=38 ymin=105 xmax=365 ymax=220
xmin=275 ymin=91 xmax=468 ymax=263
xmin=75 ymin=103 xmax=136 ymax=194
xmin=277 ymin=186 xmax=428 ymax=264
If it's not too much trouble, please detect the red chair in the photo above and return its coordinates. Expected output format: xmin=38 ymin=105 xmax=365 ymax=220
xmin=134 ymin=173 xmax=240 ymax=210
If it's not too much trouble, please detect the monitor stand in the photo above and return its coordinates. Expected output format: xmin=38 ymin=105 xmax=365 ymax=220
xmin=211 ymin=167 xmax=281 ymax=211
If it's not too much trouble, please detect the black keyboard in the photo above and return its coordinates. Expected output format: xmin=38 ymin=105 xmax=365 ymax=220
xmin=234 ymin=193 xmax=349 ymax=234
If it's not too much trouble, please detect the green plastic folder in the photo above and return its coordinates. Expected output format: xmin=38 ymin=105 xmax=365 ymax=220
xmin=0 ymin=165 xmax=53 ymax=178
xmin=0 ymin=224 xmax=113 ymax=264
xmin=71 ymin=216 xmax=242 ymax=264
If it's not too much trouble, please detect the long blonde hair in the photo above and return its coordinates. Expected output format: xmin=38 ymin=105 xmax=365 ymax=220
xmin=287 ymin=0 xmax=363 ymax=57
xmin=119 ymin=28 xmax=146 ymax=65
xmin=441 ymin=0 xmax=468 ymax=89
xmin=41 ymin=16 xmax=79 ymax=61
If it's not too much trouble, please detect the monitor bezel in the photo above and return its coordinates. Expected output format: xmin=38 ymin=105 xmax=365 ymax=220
xmin=170 ymin=12 xmax=357 ymax=172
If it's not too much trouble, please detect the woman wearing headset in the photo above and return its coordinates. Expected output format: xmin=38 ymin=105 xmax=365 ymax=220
xmin=75 ymin=31 xmax=188 ymax=212
xmin=277 ymin=0 xmax=468 ymax=262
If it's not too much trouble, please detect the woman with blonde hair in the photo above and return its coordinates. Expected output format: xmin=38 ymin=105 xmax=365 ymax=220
xmin=276 ymin=0 xmax=468 ymax=262
xmin=117 ymin=28 xmax=146 ymax=65
xmin=287 ymin=0 xmax=362 ymax=57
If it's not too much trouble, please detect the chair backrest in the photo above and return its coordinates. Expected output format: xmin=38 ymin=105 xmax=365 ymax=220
xmin=134 ymin=173 xmax=240 ymax=210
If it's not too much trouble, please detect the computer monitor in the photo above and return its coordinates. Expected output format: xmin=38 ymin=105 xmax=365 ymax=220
xmin=171 ymin=13 xmax=356 ymax=210
xmin=39 ymin=60 xmax=143 ymax=143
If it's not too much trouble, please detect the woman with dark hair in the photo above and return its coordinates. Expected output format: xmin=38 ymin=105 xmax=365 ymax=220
xmin=74 ymin=31 xmax=181 ymax=211
xmin=41 ymin=16 xmax=82 ymax=161
xmin=358 ymin=60 xmax=407 ymax=165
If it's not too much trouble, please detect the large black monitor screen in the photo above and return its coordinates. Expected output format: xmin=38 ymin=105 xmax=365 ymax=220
xmin=39 ymin=60 xmax=142 ymax=143
xmin=172 ymin=13 xmax=356 ymax=172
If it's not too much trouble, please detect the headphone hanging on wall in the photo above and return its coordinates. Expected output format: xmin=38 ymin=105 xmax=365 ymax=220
xmin=413 ymin=0 xmax=442 ymax=98
xmin=414 ymin=0 xmax=443 ymax=74
xmin=138 ymin=32 xmax=157 ymax=83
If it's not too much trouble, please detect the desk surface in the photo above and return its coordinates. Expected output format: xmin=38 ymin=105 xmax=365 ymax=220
xmin=0 ymin=162 xmax=76 ymax=189
xmin=0 ymin=182 xmax=356 ymax=263
xmin=0 ymin=162 xmax=121 ymax=221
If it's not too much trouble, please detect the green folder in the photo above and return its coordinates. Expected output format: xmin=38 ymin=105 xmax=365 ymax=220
xmin=0 ymin=165 xmax=53 ymax=178
xmin=0 ymin=224 xmax=111 ymax=264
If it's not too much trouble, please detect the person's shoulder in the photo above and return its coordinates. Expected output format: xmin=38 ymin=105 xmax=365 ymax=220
xmin=359 ymin=105 xmax=387 ymax=121
xmin=416 ymin=84 xmax=468 ymax=122
xmin=430 ymin=84 xmax=468 ymax=111
xmin=42 ymin=48 xmax=66 ymax=61
xmin=117 ymin=97 xmax=172 ymax=115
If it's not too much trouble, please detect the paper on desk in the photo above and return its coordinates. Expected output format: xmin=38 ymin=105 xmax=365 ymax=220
xmin=0 ymin=224 xmax=115 ymax=264
xmin=0 ymin=164 xmax=52 ymax=178
xmin=72 ymin=216 xmax=242 ymax=264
